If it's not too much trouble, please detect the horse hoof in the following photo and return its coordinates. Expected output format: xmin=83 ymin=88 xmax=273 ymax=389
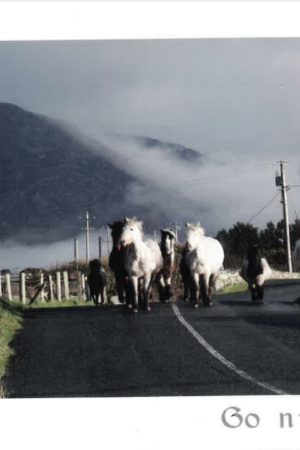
xmin=147 ymin=306 xmax=151 ymax=312
xmin=133 ymin=309 xmax=138 ymax=314
xmin=204 ymin=300 xmax=212 ymax=306
xmin=128 ymin=304 xmax=133 ymax=309
xmin=193 ymin=303 xmax=199 ymax=309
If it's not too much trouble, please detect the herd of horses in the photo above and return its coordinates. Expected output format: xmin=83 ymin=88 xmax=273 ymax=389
xmin=87 ymin=216 xmax=278 ymax=312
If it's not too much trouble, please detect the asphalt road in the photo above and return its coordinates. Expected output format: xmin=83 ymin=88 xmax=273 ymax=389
xmin=5 ymin=283 xmax=300 ymax=398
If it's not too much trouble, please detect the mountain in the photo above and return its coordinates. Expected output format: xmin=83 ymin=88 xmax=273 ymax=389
xmin=133 ymin=136 xmax=202 ymax=163
xmin=0 ymin=102 xmax=203 ymax=244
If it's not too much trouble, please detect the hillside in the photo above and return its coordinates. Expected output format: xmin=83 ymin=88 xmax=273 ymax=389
xmin=0 ymin=103 xmax=203 ymax=244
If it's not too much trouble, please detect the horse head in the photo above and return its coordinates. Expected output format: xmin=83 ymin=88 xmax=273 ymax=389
xmin=160 ymin=229 xmax=176 ymax=255
xmin=89 ymin=259 xmax=102 ymax=273
xmin=108 ymin=220 xmax=125 ymax=250
xmin=119 ymin=217 xmax=143 ymax=247
xmin=247 ymin=245 xmax=262 ymax=260
xmin=185 ymin=222 xmax=205 ymax=251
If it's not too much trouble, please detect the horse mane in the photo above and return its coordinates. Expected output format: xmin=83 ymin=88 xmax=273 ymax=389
xmin=124 ymin=216 xmax=143 ymax=232
xmin=109 ymin=220 xmax=125 ymax=230
xmin=89 ymin=259 xmax=102 ymax=272
xmin=186 ymin=222 xmax=205 ymax=237
xmin=246 ymin=245 xmax=264 ymax=279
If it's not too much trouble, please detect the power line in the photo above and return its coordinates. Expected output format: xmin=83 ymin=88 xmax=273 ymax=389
xmin=129 ymin=164 xmax=273 ymax=199
xmin=246 ymin=192 xmax=281 ymax=224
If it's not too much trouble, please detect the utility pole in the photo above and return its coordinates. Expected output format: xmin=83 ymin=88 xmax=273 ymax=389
xmin=171 ymin=222 xmax=182 ymax=241
xmin=277 ymin=161 xmax=293 ymax=273
xmin=103 ymin=225 xmax=111 ymax=256
xmin=85 ymin=211 xmax=90 ymax=263
xmin=74 ymin=238 xmax=79 ymax=270
xmin=98 ymin=236 xmax=102 ymax=260
xmin=80 ymin=211 xmax=95 ymax=264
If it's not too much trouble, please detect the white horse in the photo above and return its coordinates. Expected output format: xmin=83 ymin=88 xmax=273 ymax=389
xmin=292 ymin=239 xmax=300 ymax=271
xmin=184 ymin=223 xmax=224 ymax=307
xmin=119 ymin=217 xmax=163 ymax=313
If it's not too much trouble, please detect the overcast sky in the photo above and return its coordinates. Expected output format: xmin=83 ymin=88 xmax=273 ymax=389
xmin=1 ymin=38 xmax=300 ymax=267
xmin=1 ymin=38 xmax=300 ymax=153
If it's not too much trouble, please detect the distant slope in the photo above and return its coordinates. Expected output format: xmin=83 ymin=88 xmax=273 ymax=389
xmin=0 ymin=103 xmax=135 ymax=243
xmin=133 ymin=136 xmax=202 ymax=163
xmin=0 ymin=103 xmax=203 ymax=244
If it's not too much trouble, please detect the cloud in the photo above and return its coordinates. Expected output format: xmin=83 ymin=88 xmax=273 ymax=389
xmin=1 ymin=38 xmax=300 ymax=267
xmin=90 ymin=133 xmax=300 ymax=238
xmin=0 ymin=229 xmax=112 ymax=271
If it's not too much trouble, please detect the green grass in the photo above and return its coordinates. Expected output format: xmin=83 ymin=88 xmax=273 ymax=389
xmin=218 ymin=282 xmax=248 ymax=295
xmin=28 ymin=298 xmax=95 ymax=308
xmin=0 ymin=299 xmax=23 ymax=398
xmin=9 ymin=297 xmax=96 ymax=308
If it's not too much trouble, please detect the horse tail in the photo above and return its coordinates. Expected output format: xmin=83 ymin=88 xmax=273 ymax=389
xmin=246 ymin=245 xmax=264 ymax=279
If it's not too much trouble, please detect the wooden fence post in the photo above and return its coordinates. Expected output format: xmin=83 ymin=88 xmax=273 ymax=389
xmin=49 ymin=275 xmax=54 ymax=302
xmin=19 ymin=272 xmax=26 ymax=304
xmin=56 ymin=272 xmax=61 ymax=302
xmin=81 ymin=273 xmax=86 ymax=301
xmin=77 ymin=271 xmax=83 ymax=301
xmin=40 ymin=272 xmax=45 ymax=302
xmin=63 ymin=271 xmax=69 ymax=300
xmin=0 ymin=271 xmax=2 ymax=297
xmin=99 ymin=236 xmax=102 ymax=260
xmin=6 ymin=273 xmax=12 ymax=302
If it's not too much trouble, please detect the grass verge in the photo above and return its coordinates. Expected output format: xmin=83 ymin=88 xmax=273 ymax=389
xmin=9 ymin=297 xmax=96 ymax=308
xmin=0 ymin=298 xmax=23 ymax=398
xmin=26 ymin=298 xmax=95 ymax=308
xmin=218 ymin=282 xmax=248 ymax=295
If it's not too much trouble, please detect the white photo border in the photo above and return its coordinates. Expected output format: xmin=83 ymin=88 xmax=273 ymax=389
xmin=0 ymin=1 xmax=300 ymax=450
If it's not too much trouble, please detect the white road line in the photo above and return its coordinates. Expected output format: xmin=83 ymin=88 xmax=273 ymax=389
xmin=172 ymin=303 xmax=288 ymax=395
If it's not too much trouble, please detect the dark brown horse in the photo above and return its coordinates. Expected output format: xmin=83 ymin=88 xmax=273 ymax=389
xmin=87 ymin=259 xmax=107 ymax=305
xmin=108 ymin=220 xmax=131 ymax=305
xmin=159 ymin=229 xmax=176 ymax=301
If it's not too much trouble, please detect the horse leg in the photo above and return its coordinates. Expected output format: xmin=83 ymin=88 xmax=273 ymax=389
xmin=91 ymin=290 xmax=96 ymax=305
xmin=201 ymin=273 xmax=212 ymax=306
xmin=190 ymin=272 xmax=200 ymax=308
xmin=116 ymin=277 xmax=125 ymax=304
xmin=183 ymin=273 xmax=190 ymax=302
xmin=143 ymin=273 xmax=152 ymax=312
xmin=249 ymin=283 xmax=258 ymax=301
xmin=157 ymin=274 xmax=165 ymax=302
xmin=100 ymin=287 xmax=105 ymax=305
xmin=148 ymin=274 xmax=155 ymax=303
xmin=130 ymin=276 xmax=139 ymax=313
xmin=256 ymin=276 xmax=265 ymax=301
xmin=209 ymin=273 xmax=217 ymax=297
xmin=256 ymin=284 xmax=264 ymax=300
xmin=125 ymin=278 xmax=132 ymax=308
xmin=138 ymin=278 xmax=143 ymax=308
xmin=165 ymin=276 xmax=173 ymax=301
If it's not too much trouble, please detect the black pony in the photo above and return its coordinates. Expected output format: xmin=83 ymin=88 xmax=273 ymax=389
xmin=87 ymin=259 xmax=107 ymax=305
xmin=108 ymin=220 xmax=131 ymax=305
xmin=240 ymin=245 xmax=271 ymax=301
